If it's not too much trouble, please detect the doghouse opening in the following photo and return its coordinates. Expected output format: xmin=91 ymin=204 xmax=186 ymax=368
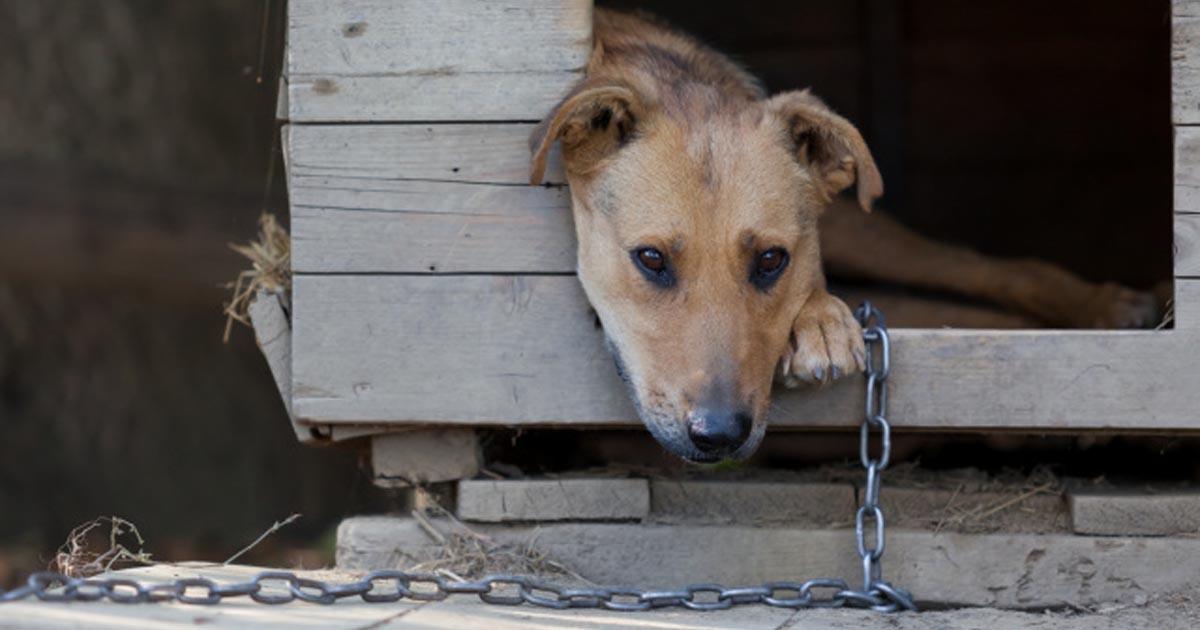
xmin=599 ymin=0 xmax=1173 ymax=329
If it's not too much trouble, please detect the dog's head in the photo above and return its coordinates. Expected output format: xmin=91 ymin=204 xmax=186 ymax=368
xmin=531 ymin=80 xmax=881 ymax=462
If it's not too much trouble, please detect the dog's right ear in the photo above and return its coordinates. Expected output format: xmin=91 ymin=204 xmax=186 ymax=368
xmin=767 ymin=89 xmax=883 ymax=212
xmin=530 ymin=79 xmax=642 ymax=185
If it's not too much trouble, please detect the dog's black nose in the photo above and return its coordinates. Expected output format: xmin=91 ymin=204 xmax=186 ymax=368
xmin=686 ymin=408 xmax=752 ymax=455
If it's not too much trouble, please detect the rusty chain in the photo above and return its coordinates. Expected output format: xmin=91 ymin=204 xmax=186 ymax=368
xmin=0 ymin=302 xmax=915 ymax=613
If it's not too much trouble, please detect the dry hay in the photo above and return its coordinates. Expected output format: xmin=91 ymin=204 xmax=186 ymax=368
xmin=52 ymin=516 xmax=153 ymax=578
xmin=222 ymin=212 xmax=290 ymax=342
xmin=405 ymin=493 xmax=590 ymax=585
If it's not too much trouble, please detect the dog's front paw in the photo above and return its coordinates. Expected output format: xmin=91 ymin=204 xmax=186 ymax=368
xmin=778 ymin=292 xmax=866 ymax=388
xmin=1075 ymin=283 xmax=1159 ymax=329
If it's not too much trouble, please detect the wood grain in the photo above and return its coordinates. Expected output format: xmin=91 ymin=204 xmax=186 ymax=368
xmin=292 ymin=275 xmax=1200 ymax=430
xmin=285 ymin=0 xmax=591 ymax=121
xmin=285 ymin=124 xmax=565 ymax=185
xmin=1175 ymin=279 xmax=1200 ymax=328
xmin=1175 ymin=126 xmax=1200 ymax=213
xmin=1176 ymin=212 xmax=1200 ymax=277
xmin=1175 ymin=0 xmax=1200 ymax=124
xmin=286 ymin=124 xmax=575 ymax=273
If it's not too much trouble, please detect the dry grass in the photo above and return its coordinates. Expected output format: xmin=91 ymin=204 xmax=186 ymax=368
xmin=222 ymin=212 xmax=290 ymax=342
xmin=52 ymin=516 xmax=153 ymax=578
xmin=406 ymin=491 xmax=590 ymax=584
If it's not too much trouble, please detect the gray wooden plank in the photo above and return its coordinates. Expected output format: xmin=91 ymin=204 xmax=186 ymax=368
xmin=1173 ymin=126 xmax=1200 ymax=212
xmin=338 ymin=516 xmax=1200 ymax=609
xmin=286 ymin=73 xmax=582 ymax=122
xmin=291 ymin=274 xmax=1200 ymax=430
xmin=372 ymin=429 xmax=480 ymax=485
xmin=1176 ymin=278 xmax=1200 ymax=328
xmin=1177 ymin=212 xmax=1200 ymax=277
xmin=286 ymin=124 xmax=572 ymax=273
xmin=1175 ymin=1 xmax=1200 ymax=124
xmin=287 ymin=0 xmax=591 ymax=77
xmin=648 ymin=480 xmax=856 ymax=525
xmin=286 ymin=124 xmax=565 ymax=185
xmin=458 ymin=478 xmax=650 ymax=522
xmin=286 ymin=0 xmax=590 ymax=121
xmin=247 ymin=290 xmax=313 ymax=443
xmin=1070 ymin=489 xmax=1200 ymax=536
xmin=290 ymin=176 xmax=574 ymax=274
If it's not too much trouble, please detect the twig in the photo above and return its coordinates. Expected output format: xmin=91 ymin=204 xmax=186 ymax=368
xmin=932 ymin=483 xmax=965 ymax=534
xmin=411 ymin=509 xmax=447 ymax=546
xmin=224 ymin=513 xmax=301 ymax=565
xmin=964 ymin=483 xmax=1056 ymax=524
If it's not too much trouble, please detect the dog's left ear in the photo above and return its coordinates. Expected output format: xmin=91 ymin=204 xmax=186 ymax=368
xmin=530 ymin=78 xmax=642 ymax=185
xmin=767 ymin=90 xmax=883 ymax=212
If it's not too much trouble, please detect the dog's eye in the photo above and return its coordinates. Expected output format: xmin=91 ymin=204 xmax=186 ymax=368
xmin=750 ymin=248 xmax=789 ymax=291
xmin=637 ymin=248 xmax=665 ymax=272
xmin=631 ymin=247 xmax=674 ymax=288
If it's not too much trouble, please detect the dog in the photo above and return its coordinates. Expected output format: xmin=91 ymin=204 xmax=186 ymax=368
xmin=529 ymin=9 xmax=1159 ymax=463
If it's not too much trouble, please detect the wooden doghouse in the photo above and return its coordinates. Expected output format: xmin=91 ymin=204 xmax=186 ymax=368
xmin=262 ymin=0 xmax=1200 ymax=478
xmin=239 ymin=0 xmax=1200 ymax=607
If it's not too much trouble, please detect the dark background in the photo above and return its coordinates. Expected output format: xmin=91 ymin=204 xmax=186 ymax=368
xmin=604 ymin=0 xmax=1173 ymax=289
xmin=0 ymin=0 xmax=1173 ymax=585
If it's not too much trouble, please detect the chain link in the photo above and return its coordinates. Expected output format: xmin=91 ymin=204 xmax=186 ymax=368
xmin=0 ymin=302 xmax=915 ymax=613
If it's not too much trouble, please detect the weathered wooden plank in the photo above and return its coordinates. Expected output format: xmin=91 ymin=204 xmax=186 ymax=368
xmin=1069 ymin=489 xmax=1200 ymax=536
xmin=287 ymin=0 xmax=591 ymax=77
xmin=1174 ymin=1 xmax=1200 ymax=124
xmin=286 ymin=123 xmax=575 ymax=273
xmin=338 ymin=516 xmax=1200 ymax=608
xmin=1177 ymin=212 xmax=1200 ymax=277
xmin=458 ymin=478 xmax=650 ymax=522
xmin=1174 ymin=126 xmax=1200 ymax=213
xmin=291 ymin=275 xmax=1200 ymax=430
xmin=248 ymin=290 xmax=316 ymax=444
xmin=648 ymin=480 xmax=856 ymax=525
xmin=286 ymin=0 xmax=591 ymax=121
xmin=371 ymin=429 xmax=480 ymax=485
xmin=287 ymin=73 xmax=583 ymax=122
xmin=290 ymin=177 xmax=574 ymax=273
xmin=1176 ymin=279 xmax=1200 ymax=328
xmin=286 ymin=124 xmax=565 ymax=185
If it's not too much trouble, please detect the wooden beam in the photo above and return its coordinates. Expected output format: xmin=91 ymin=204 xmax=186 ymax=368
xmin=286 ymin=124 xmax=575 ymax=273
xmin=1174 ymin=0 xmax=1200 ymax=124
xmin=1174 ymin=126 xmax=1200 ymax=212
xmin=1177 ymin=212 xmax=1200 ymax=277
xmin=286 ymin=124 xmax=565 ymax=185
xmin=1176 ymin=279 xmax=1200 ymax=328
xmin=292 ymin=274 xmax=1200 ymax=431
xmin=285 ymin=0 xmax=591 ymax=121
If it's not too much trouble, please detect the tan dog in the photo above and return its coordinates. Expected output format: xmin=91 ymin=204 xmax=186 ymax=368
xmin=530 ymin=9 xmax=1158 ymax=462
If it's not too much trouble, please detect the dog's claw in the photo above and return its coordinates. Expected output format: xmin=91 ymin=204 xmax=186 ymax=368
xmin=777 ymin=292 xmax=864 ymax=388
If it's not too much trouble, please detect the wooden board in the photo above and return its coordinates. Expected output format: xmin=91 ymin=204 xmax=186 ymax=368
xmin=1175 ymin=0 xmax=1200 ymax=124
xmin=285 ymin=124 xmax=565 ymax=185
xmin=339 ymin=515 xmax=1200 ymax=609
xmin=1177 ymin=212 xmax=1200 ymax=277
xmin=1174 ymin=126 xmax=1200 ymax=214
xmin=286 ymin=124 xmax=574 ymax=273
xmin=290 ymin=178 xmax=575 ymax=273
xmin=285 ymin=0 xmax=591 ymax=121
xmin=1176 ymin=279 xmax=1200 ymax=328
xmin=291 ymin=274 xmax=1200 ymax=430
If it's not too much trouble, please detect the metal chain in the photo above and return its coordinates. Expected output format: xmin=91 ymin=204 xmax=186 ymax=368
xmin=0 ymin=302 xmax=915 ymax=613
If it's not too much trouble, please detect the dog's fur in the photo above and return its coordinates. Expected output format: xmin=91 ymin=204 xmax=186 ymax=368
xmin=530 ymin=9 xmax=1159 ymax=462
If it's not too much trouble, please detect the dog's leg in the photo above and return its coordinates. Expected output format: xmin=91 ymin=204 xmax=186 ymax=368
xmin=779 ymin=289 xmax=866 ymax=387
xmin=818 ymin=199 xmax=1159 ymax=328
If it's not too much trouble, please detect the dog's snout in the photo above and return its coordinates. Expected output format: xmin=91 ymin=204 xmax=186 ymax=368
xmin=686 ymin=408 xmax=752 ymax=455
